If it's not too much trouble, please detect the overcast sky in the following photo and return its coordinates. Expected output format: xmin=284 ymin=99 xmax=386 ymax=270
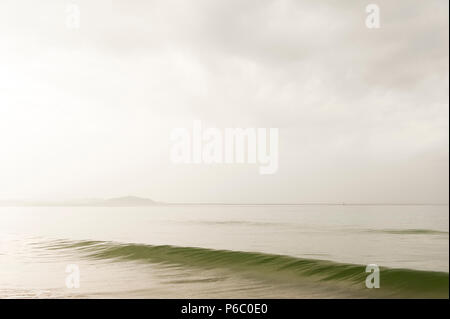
xmin=0 ymin=0 xmax=448 ymax=203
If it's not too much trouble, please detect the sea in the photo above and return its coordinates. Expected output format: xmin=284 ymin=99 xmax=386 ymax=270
xmin=0 ymin=205 xmax=448 ymax=298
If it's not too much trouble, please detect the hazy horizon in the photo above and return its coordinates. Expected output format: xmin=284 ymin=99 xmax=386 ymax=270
xmin=0 ymin=195 xmax=448 ymax=205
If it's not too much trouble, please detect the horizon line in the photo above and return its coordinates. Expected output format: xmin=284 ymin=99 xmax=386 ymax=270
xmin=0 ymin=198 xmax=448 ymax=207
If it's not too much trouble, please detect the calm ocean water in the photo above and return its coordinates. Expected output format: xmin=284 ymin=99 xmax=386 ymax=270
xmin=0 ymin=205 xmax=448 ymax=298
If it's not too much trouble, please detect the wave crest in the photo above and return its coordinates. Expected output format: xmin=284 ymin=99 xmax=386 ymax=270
xmin=47 ymin=239 xmax=449 ymax=298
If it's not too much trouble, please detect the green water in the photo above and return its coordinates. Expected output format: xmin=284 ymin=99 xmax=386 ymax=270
xmin=0 ymin=205 xmax=448 ymax=298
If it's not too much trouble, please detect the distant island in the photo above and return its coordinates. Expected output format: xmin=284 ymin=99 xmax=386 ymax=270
xmin=0 ymin=196 xmax=161 ymax=207
xmin=0 ymin=196 xmax=447 ymax=207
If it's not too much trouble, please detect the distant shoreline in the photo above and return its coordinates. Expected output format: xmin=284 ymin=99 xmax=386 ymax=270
xmin=0 ymin=202 xmax=448 ymax=207
xmin=0 ymin=195 xmax=448 ymax=207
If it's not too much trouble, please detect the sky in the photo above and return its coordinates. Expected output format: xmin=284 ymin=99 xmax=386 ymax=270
xmin=0 ymin=0 xmax=448 ymax=203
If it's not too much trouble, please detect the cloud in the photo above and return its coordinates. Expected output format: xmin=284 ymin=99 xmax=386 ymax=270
xmin=0 ymin=0 xmax=448 ymax=202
